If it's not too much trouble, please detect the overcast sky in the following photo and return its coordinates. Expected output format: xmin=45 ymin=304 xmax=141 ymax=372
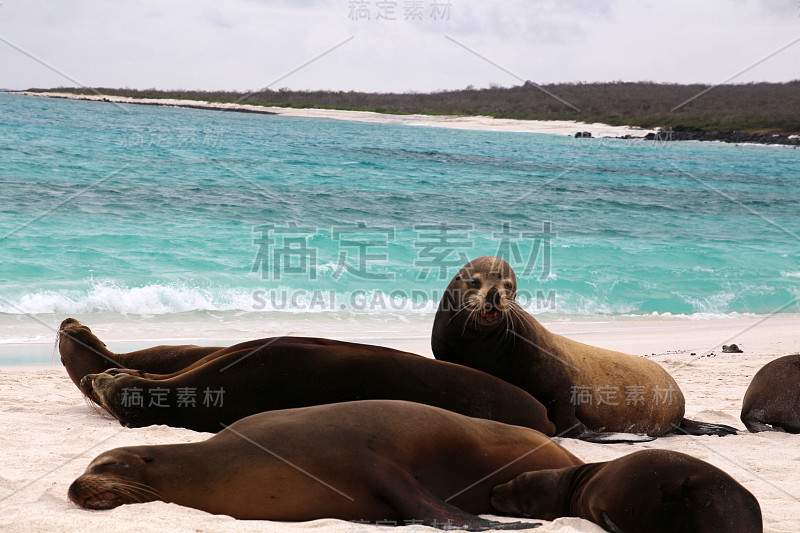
xmin=1 ymin=0 xmax=798 ymax=92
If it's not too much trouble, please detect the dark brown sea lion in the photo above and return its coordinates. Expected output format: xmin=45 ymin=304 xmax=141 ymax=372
xmin=741 ymin=353 xmax=800 ymax=432
xmin=58 ymin=318 xmax=221 ymax=391
xmin=63 ymin=319 xmax=555 ymax=435
xmin=432 ymin=257 xmax=737 ymax=440
xmin=69 ymin=400 xmax=582 ymax=530
xmin=490 ymin=449 xmax=762 ymax=533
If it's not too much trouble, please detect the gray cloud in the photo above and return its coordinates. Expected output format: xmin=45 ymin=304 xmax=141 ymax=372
xmin=0 ymin=0 xmax=797 ymax=92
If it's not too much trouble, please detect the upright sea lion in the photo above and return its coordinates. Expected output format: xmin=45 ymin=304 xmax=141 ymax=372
xmin=69 ymin=400 xmax=582 ymax=530
xmin=741 ymin=353 xmax=800 ymax=432
xmin=432 ymin=257 xmax=737 ymax=439
xmin=63 ymin=319 xmax=555 ymax=435
xmin=490 ymin=449 xmax=762 ymax=533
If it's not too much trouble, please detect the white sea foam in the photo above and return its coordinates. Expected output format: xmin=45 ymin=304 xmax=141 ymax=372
xmin=0 ymin=280 xmax=777 ymax=319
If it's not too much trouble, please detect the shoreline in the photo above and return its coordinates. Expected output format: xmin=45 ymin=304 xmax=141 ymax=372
xmin=9 ymin=91 xmax=657 ymax=138
xmin=9 ymin=91 xmax=800 ymax=145
xmin=3 ymin=314 xmax=798 ymax=368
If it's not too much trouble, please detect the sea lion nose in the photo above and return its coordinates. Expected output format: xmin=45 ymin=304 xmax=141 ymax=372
xmin=80 ymin=375 xmax=94 ymax=394
xmin=489 ymin=485 xmax=507 ymax=510
xmin=487 ymin=287 xmax=501 ymax=306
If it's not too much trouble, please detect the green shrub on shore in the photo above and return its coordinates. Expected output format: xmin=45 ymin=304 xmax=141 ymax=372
xmin=27 ymin=81 xmax=800 ymax=134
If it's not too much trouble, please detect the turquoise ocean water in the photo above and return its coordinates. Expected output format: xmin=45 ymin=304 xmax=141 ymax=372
xmin=1 ymin=93 xmax=798 ymax=354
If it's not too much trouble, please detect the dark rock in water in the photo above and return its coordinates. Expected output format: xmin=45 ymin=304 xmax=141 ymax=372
xmin=658 ymin=125 xmax=799 ymax=146
xmin=629 ymin=125 xmax=799 ymax=146
xmin=723 ymin=344 xmax=744 ymax=353
xmin=575 ymin=131 xmax=592 ymax=138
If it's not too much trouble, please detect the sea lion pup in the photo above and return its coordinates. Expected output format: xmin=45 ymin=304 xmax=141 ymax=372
xmin=432 ymin=257 xmax=737 ymax=440
xmin=741 ymin=353 xmax=800 ymax=432
xmin=490 ymin=449 xmax=762 ymax=533
xmin=58 ymin=318 xmax=222 ymax=391
xmin=70 ymin=326 xmax=555 ymax=435
xmin=69 ymin=400 xmax=581 ymax=530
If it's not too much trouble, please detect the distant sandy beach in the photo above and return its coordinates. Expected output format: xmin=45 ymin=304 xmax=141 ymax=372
xmin=10 ymin=91 xmax=657 ymax=139
xmin=1 ymin=316 xmax=799 ymax=532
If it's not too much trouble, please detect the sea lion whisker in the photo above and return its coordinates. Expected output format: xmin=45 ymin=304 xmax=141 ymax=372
xmin=83 ymin=394 xmax=106 ymax=415
xmin=445 ymin=304 xmax=472 ymax=326
xmin=461 ymin=310 xmax=473 ymax=335
xmin=120 ymin=481 xmax=164 ymax=501
xmin=466 ymin=305 xmax=482 ymax=332
xmin=108 ymin=481 xmax=162 ymax=503
xmin=505 ymin=308 xmax=517 ymax=345
xmin=121 ymin=479 xmax=163 ymax=494
xmin=459 ymin=304 xmax=480 ymax=334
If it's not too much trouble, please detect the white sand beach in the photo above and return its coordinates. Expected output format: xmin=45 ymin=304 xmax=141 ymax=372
xmin=10 ymin=92 xmax=657 ymax=139
xmin=1 ymin=316 xmax=799 ymax=532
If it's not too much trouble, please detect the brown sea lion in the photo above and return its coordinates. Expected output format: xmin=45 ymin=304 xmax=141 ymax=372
xmin=63 ymin=319 xmax=555 ymax=435
xmin=432 ymin=257 xmax=737 ymax=440
xmin=69 ymin=400 xmax=582 ymax=530
xmin=741 ymin=353 xmax=800 ymax=433
xmin=58 ymin=318 xmax=221 ymax=391
xmin=490 ymin=449 xmax=762 ymax=533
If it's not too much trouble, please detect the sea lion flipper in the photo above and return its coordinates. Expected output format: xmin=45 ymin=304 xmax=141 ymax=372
xmin=379 ymin=468 xmax=540 ymax=531
xmin=577 ymin=431 xmax=655 ymax=443
xmin=600 ymin=511 xmax=625 ymax=533
xmin=678 ymin=418 xmax=738 ymax=436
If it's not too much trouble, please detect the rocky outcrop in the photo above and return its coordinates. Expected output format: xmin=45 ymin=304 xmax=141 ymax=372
xmin=642 ymin=125 xmax=800 ymax=146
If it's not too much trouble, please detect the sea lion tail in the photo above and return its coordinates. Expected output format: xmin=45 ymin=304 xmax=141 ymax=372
xmin=678 ymin=418 xmax=738 ymax=436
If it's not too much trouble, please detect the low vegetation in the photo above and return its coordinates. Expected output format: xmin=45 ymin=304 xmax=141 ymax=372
xmin=29 ymin=81 xmax=800 ymax=134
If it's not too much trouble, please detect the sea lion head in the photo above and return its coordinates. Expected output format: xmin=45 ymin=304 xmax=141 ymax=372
xmin=68 ymin=448 xmax=160 ymax=510
xmin=58 ymin=318 xmax=116 ymax=390
xmin=490 ymin=468 xmax=573 ymax=520
xmin=80 ymin=371 xmax=145 ymax=427
xmin=443 ymin=256 xmax=517 ymax=329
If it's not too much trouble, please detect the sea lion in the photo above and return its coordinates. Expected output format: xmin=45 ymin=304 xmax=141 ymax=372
xmin=69 ymin=400 xmax=582 ymax=530
xmin=432 ymin=257 xmax=737 ymax=439
xmin=64 ymin=319 xmax=555 ymax=435
xmin=741 ymin=353 xmax=800 ymax=432
xmin=490 ymin=449 xmax=762 ymax=533
xmin=58 ymin=318 xmax=221 ymax=391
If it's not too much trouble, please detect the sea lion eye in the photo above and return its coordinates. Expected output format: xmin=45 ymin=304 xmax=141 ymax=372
xmin=469 ymin=279 xmax=481 ymax=288
xmin=504 ymin=282 xmax=513 ymax=290
xmin=98 ymin=461 xmax=129 ymax=469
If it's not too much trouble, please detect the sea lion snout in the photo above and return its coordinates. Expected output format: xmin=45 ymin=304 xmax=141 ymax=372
xmin=68 ymin=475 xmax=124 ymax=510
xmin=79 ymin=373 xmax=111 ymax=407
xmin=58 ymin=317 xmax=82 ymax=334
xmin=79 ymin=375 xmax=95 ymax=396
xmin=489 ymin=479 xmax=528 ymax=516
xmin=476 ymin=283 xmax=511 ymax=326
xmin=70 ymin=450 xmax=160 ymax=510
xmin=486 ymin=286 xmax=501 ymax=306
